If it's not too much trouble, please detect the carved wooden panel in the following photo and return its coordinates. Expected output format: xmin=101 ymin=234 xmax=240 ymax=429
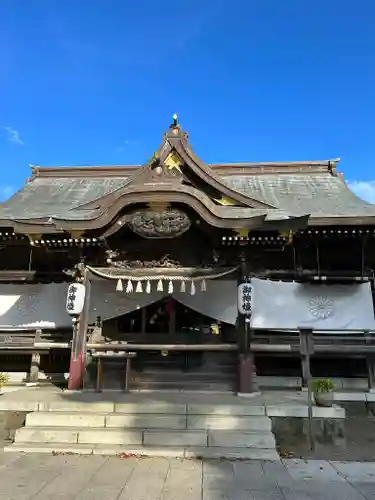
xmin=106 ymin=227 xmax=220 ymax=268
xmin=128 ymin=208 xmax=191 ymax=239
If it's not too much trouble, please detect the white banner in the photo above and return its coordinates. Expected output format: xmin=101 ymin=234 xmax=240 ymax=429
xmin=2 ymin=278 xmax=372 ymax=332
xmin=0 ymin=283 xmax=72 ymax=329
xmin=250 ymin=278 xmax=375 ymax=331
xmin=0 ymin=280 xmax=239 ymax=329
xmin=0 ymin=282 xmax=169 ymax=329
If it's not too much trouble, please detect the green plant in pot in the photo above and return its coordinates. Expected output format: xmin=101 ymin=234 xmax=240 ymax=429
xmin=312 ymin=378 xmax=335 ymax=407
xmin=0 ymin=372 xmax=9 ymax=394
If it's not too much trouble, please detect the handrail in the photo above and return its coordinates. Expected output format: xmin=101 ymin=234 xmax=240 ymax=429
xmin=2 ymin=335 xmax=375 ymax=354
xmin=89 ymin=343 xmax=238 ymax=352
xmin=28 ymin=341 xmax=375 ymax=355
xmin=29 ymin=342 xmax=238 ymax=351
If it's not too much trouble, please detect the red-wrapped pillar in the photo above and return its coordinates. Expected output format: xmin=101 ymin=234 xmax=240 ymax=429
xmin=68 ymin=269 xmax=91 ymax=391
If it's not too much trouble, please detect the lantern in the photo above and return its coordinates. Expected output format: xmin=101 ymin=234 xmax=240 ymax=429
xmin=66 ymin=283 xmax=86 ymax=316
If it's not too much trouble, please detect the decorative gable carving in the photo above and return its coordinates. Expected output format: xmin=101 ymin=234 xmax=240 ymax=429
xmin=72 ymin=117 xmax=275 ymax=218
xmin=127 ymin=208 xmax=191 ymax=239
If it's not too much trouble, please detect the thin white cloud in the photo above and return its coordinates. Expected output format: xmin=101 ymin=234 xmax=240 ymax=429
xmin=4 ymin=126 xmax=24 ymax=146
xmin=348 ymin=180 xmax=375 ymax=204
xmin=116 ymin=140 xmax=139 ymax=152
xmin=0 ymin=186 xmax=15 ymax=201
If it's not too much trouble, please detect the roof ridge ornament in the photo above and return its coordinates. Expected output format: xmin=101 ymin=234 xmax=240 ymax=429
xmin=327 ymin=157 xmax=340 ymax=176
xmin=166 ymin=113 xmax=189 ymax=141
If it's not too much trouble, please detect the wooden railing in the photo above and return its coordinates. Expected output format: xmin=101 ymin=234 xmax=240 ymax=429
xmin=0 ymin=329 xmax=375 ymax=356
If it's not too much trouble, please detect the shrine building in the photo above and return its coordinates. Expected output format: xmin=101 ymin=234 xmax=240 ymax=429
xmin=0 ymin=115 xmax=374 ymax=393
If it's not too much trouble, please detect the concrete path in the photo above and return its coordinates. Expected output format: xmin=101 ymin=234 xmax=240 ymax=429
xmin=0 ymin=454 xmax=374 ymax=499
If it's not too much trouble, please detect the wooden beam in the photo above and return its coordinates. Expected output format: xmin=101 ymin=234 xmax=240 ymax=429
xmin=87 ymin=343 xmax=238 ymax=352
xmin=0 ymin=271 xmax=71 ymax=282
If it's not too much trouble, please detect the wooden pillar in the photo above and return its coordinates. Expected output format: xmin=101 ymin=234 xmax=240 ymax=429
xmin=299 ymin=327 xmax=315 ymax=452
xmin=365 ymin=331 xmax=375 ymax=391
xmin=367 ymin=356 xmax=375 ymax=392
xmin=124 ymin=356 xmax=132 ymax=393
xmin=29 ymin=352 xmax=40 ymax=384
xmin=299 ymin=328 xmax=314 ymax=391
xmin=301 ymin=359 xmax=309 ymax=389
xmin=96 ymin=357 xmax=103 ymax=392
xmin=68 ymin=270 xmax=91 ymax=391
xmin=29 ymin=329 xmax=42 ymax=384
xmin=238 ymin=254 xmax=259 ymax=394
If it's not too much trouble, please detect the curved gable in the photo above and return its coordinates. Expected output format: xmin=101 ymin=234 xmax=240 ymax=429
xmin=0 ymin=118 xmax=374 ymax=232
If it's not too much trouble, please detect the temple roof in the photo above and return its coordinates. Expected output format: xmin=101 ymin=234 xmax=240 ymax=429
xmin=223 ymin=172 xmax=375 ymax=218
xmin=1 ymin=118 xmax=375 ymax=229
xmin=1 ymin=164 xmax=374 ymax=224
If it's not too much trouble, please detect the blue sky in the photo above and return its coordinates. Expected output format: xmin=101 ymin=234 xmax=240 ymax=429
xmin=1 ymin=0 xmax=375 ymax=202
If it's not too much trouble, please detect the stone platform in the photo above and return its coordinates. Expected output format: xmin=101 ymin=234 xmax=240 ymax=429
xmin=0 ymin=386 xmax=346 ymax=417
xmin=0 ymin=388 xmax=345 ymax=460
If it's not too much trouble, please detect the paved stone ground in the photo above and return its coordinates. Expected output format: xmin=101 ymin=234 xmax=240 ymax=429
xmin=0 ymin=453 xmax=374 ymax=500
xmin=279 ymin=415 xmax=375 ymax=462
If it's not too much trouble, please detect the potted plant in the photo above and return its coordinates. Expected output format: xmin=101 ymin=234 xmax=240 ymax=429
xmin=312 ymin=378 xmax=335 ymax=407
xmin=0 ymin=372 xmax=9 ymax=394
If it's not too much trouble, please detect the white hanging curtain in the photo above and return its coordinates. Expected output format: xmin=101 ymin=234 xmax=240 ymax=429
xmin=0 ymin=283 xmax=72 ymax=329
xmin=250 ymin=278 xmax=375 ymax=331
xmin=172 ymin=280 xmax=238 ymax=325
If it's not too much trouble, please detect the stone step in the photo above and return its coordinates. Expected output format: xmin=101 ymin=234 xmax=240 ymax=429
xmin=15 ymin=427 xmax=212 ymax=447
xmin=130 ymin=380 xmax=235 ymax=391
xmin=4 ymin=443 xmax=280 ymax=461
xmin=26 ymin=412 xmax=187 ymax=429
xmin=186 ymin=404 xmax=266 ymax=416
xmin=187 ymin=415 xmax=271 ymax=431
xmin=38 ymin=401 xmax=187 ymax=414
xmin=106 ymin=413 xmax=188 ymax=429
xmin=33 ymin=401 xmax=267 ymax=416
xmin=25 ymin=411 xmax=271 ymax=431
xmin=207 ymin=431 xmax=275 ymax=448
xmin=26 ymin=411 xmax=107 ymax=428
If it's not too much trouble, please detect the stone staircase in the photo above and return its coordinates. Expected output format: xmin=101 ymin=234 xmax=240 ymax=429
xmin=5 ymin=400 xmax=279 ymax=460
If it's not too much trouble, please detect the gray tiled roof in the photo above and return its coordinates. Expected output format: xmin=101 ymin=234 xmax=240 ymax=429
xmin=0 ymin=177 xmax=129 ymax=220
xmin=0 ymin=169 xmax=374 ymax=222
xmin=223 ymin=173 xmax=375 ymax=217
